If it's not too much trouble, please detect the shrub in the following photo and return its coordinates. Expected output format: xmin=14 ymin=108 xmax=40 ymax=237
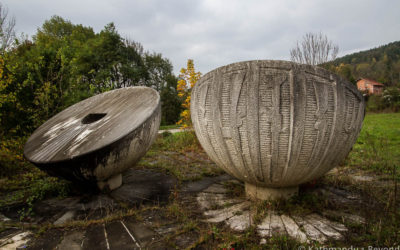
xmin=0 ymin=136 xmax=29 ymax=177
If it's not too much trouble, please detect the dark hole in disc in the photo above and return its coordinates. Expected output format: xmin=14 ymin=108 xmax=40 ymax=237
xmin=82 ymin=113 xmax=107 ymax=124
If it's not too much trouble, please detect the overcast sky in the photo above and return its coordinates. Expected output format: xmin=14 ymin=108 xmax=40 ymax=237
xmin=3 ymin=0 xmax=400 ymax=74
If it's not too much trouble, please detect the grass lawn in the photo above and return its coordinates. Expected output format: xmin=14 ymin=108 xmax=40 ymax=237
xmin=346 ymin=112 xmax=400 ymax=177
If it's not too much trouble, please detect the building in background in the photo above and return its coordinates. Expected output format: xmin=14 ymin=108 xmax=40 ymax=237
xmin=356 ymin=78 xmax=384 ymax=95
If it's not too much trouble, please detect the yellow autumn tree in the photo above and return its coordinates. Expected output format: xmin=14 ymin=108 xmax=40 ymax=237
xmin=176 ymin=59 xmax=201 ymax=129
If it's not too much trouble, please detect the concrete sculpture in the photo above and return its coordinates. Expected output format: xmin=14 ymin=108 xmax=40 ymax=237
xmin=191 ymin=60 xmax=365 ymax=200
xmin=24 ymin=87 xmax=161 ymax=191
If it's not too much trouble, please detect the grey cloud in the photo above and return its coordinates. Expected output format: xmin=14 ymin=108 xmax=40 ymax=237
xmin=3 ymin=0 xmax=400 ymax=74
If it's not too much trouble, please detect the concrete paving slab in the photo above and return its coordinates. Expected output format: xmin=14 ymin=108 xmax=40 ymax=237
xmin=307 ymin=213 xmax=347 ymax=232
xmin=57 ymin=231 xmax=85 ymax=250
xmin=281 ymin=215 xmax=308 ymax=243
xmin=0 ymin=231 xmax=32 ymax=250
xmin=105 ymin=221 xmax=139 ymax=249
xmin=226 ymin=210 xmax=252 ymax=231
xmin=110 ymin=169 xmax=177 ymax=205
xmin=28 ymin=229 xmax=63 ymax=250
xmin=154 ymin=223 xmax=180 ymax=235
xmin=292 ymin=216 xmax=327 ymax=243
xmin=304 ymin=214 xmax=343 ymax=240
xmin=54 ymin=210 xmax=77 ymax=225
xmin=181 ymin=174 xmax=233 ymax=193
xmin=82 ymin=224 xmax=109 ymax=250
xmin=323 ymin=210 xmax=366 ymax=225
xmin=257 ymin=212 xmax=271 ymax=237
xmin=269 ymin=212 xmax=286 ymax=235
xmin=196 ymin=192 xmax=241 ymax=210
xmin=204 ymin=202 xmax=251 ymax=223
xmin=123 ymin=217 xmax=157 ymax=247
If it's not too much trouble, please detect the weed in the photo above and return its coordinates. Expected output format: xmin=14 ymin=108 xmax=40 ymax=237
xmin=0 ymin=170 xmax=71 ymax=220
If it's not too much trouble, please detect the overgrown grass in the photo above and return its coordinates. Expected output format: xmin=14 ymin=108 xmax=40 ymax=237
xmin=138 ymin=131 xmax=224 ymax=181
xmin=0 ymin=136 xmax=71 ymax=220
xmin=154 ymin=130 xmax=200 ymax=152
xmin=346 ymin=112 xmax=400 ymax=177
xmin=0 ymin=168 xmax=70 ymax=220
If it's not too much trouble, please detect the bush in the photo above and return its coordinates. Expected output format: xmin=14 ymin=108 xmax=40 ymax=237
xmin=0 ymin=136 xmax=30 ymax=177
xmin=366 ymin=86 xmax=400 ymax=112
xmin=366 ymin=95 xmax=387 ymax=112
xmin=383 ymin=86 xmax=400 ymax=112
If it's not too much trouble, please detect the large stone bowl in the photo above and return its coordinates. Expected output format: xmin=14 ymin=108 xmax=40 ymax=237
xmin=24 ymin=87 xmax=161 ymax=191
xmin=191 ymin=60 xmax=365 ymax=200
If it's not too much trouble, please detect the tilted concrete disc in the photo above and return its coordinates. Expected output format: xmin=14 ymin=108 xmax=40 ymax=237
xmin=24 ymin=87 xmax=161 ymax=191
xmin=191 ymin=60 xmax=365 ymax=200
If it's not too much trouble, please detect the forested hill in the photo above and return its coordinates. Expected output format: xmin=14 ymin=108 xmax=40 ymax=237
xmin=323 ymin=41 xmax=400 ymax=86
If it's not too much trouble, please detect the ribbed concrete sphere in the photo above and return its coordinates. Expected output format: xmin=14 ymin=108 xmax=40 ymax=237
xmin=24 ymin=87 xmax=161 ymax=191
xmin=191 ymin=60 xmax=365 ymax=199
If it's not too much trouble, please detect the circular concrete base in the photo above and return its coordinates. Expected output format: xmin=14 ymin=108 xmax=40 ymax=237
xmin=97 ymin=173 xmax=122 ymax=191
xmin=245 ymin=183 xmax=298 ymax=200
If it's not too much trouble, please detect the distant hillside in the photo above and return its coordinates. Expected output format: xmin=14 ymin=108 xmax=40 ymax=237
xmin=323 ymin=41 xmax=400 ymax=86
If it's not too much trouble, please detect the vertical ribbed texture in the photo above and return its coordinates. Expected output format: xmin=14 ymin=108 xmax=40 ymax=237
xmin=191 ymin=60 xmax=365 ymax=188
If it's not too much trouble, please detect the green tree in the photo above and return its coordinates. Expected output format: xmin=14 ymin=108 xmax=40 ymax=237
xmin=160 ymin=74 xmax=182 ymax=125
xmin=144 ymin=52 xmax=173 ymax=91
xmin=0 ymin=15 xmax=182 ymax=136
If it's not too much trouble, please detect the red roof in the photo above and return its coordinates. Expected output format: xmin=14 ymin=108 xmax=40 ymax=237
xmin=358 ymin=78 xmax=384 ymax=86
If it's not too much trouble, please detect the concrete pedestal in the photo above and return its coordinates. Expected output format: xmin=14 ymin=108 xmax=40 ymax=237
xmin=97 ymin=173 xmax=122 ymax=191
xmin=245 ymin=183 xmax=298 ymax=200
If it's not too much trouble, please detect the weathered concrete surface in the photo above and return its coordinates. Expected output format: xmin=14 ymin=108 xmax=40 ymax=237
xmin=226 ymin=210 xmax=252 ymax=231
xmin=292 ymin=215 xmax=328 ymax=243
xmin=191 ymin=60 xmax=365 ymax=199
xmin=53 ymin=210 xmax=77 ymax=225
xmin=197 ymin=178 xmax=349 ymax=244
xmin=0 ymin=231 xmax=32 ymax=250
xmin=97 ymin=173 xmax=122 ymax=191
xmin=82 ymin=224 xmax=109 ymax=250
xmin=269 ymin=212 xmax=286 ymax=235
xmin=204 ymin=202 xmax=251 ymax=223
xmin=1 ymin=172 xmax=372 ymax=248
xmin=304 ymin=214 xmax=343 ymax=240
xmin=24 ymin=87 xmax=161 ymax=191
xmin=181 ymin=174 xmax=233 ymax=193
xmin=246 ymin=183 xmax=299 ymax=200
xmin=105 ymin=221 xmax=141 ymax=249
xmin=57 ymin=231 xmax=85 ymax=250
xmin=196 ymin=192 xmax=241 ymax=210
xmin=110 ymin=169 xmax=177 ymax=205
xmin=3 ymin=169 xmax=177 ymax=227
xmin=123 ymin=217 xmax=157 ymax=247
xmin=323 ymin=210 xmax=366 ymax=225
xmin=281 ymin=215 xmax=308 ymax=243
